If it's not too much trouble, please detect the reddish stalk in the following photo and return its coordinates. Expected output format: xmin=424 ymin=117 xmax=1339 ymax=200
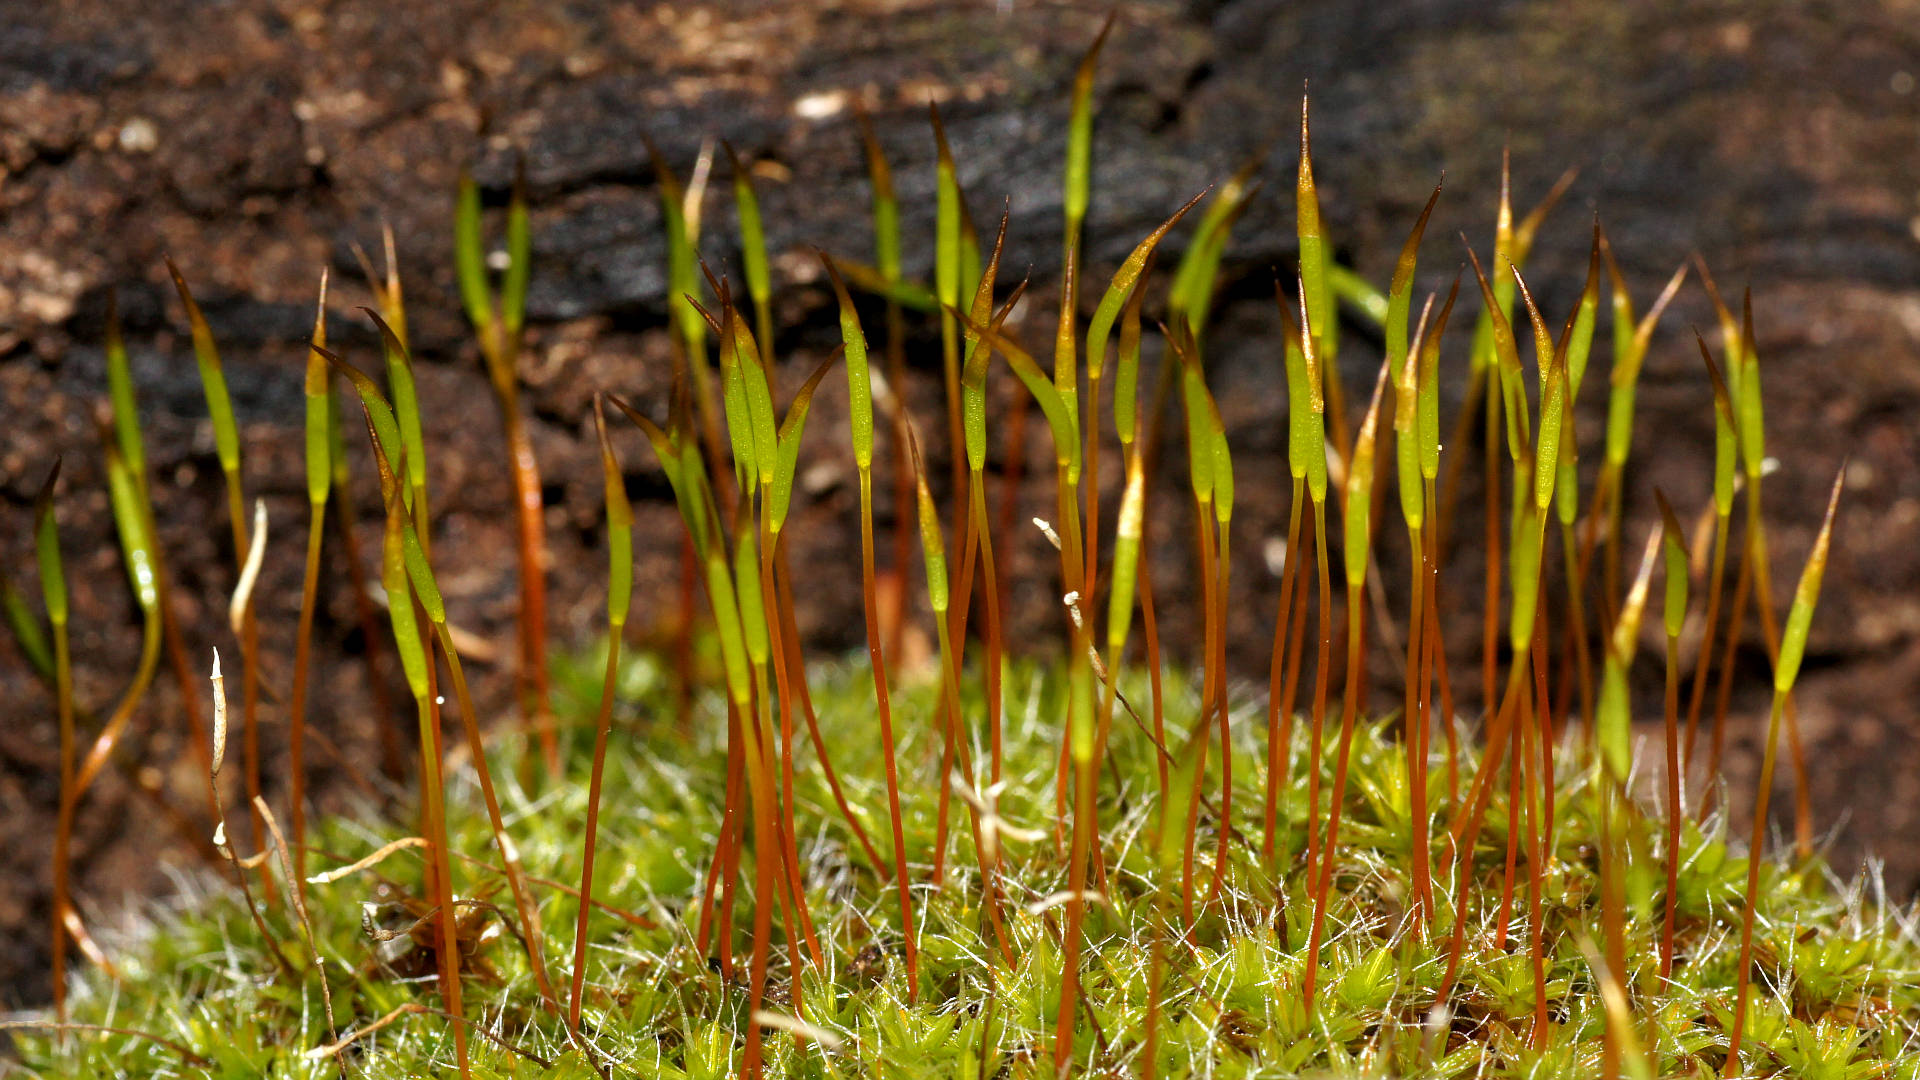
xmin=739 ymin=711 xmax=784 ymax=1079
xmin=696 ymin=695 xmax=745 ymax=976
xmin=1660 ymin=632 xmax=1682 ymax=978
xmin=1421 ymin=479 xmax=1459 ymax=804
xmin=1434 ymin=368 xmax=1488 ymax=563
xmin=1301 ymin=567 xmax=1366 ymax=1011
xmin=1531 ymin=589 xmax=1557 ymax=872
xmin=1741 ymin=489 xmax=1814 ymax=858
xmin=433 ymin=626 xmax=557 ymax=1011
xmin=1141 ymin=542 xmax=1170 ymax=802
xmin=1703 ymin=532 xmax=1754 ymax=818
xmin=570 ymin=630 xmax=621 ymax=1027
xmin=1434 ymin=658 xmax=1529 ymax=1007
xmin=1412 ymin=490 xmax=1444 ymax=920
xmin=1519 ymin=669 xmax=1549 ymax=1048
xmin=968 ymin=481 xmax=1008 ymax=784
xmin=1494 ymin=678 xmax=1522 ymax=953
xmin=996 ymin=386 xmax=1031 ymax=623
xmin=676 ymin=534 xmax=697 ymax=732
xmin=773 ymin=541 xmax=886 ymax=872
xmin=1263 ymin=479 xmax=1306 ymax=863
xmin=855 ymin=467 xmax=918 ymax=998
xmin=1203 ymin=514 xmax=1234 ymax=912
xmin=224 ymin=483 xmax=273 ymax=908
xmin=414 ymin=694 xmax=467 ymax=1075
xmin=1404 ymin=526 xmax=1429 ymax=920
xmin=1052 ymin=483 xmax=1098 ymax=1075
xmin=502 ymin=398 xmax=559 ymax=779
xmin=1481 ymin=385 xmax=1503 ymax=718
xmin=288 ymin=509 xmax=325 ymax=893
xmin=757 ymin=519 xmax=826 ymax=974
xmin=1276 ymin=503 xmax=1316 ymax=834
xmin=1301 ymin=499 xmax=1334 ymax=900
xmin=1682 ymin=510 xmax=1732 ymax=774
xmin=327 ymin=464 xmax=403 ymax=781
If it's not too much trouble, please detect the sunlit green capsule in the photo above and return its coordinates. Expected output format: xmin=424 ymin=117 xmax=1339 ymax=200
xmin=1464 ymin=249 xmax=1528 ymax=460
xmin=820 ymin=256 xmax=874 ymax=471
xmin=932 ymin=108 xmax=961 ymax=319
xmin=104 ymin=444 xmax=158 ymax=615
xmin=594 ymin=398 xmax=633 ymax=630
xmin=1292 ymin=280 xmax=1330 ymax=503
xmin=1385 ymin=181 xmax=1442 ymax=398
xmin=1345 ymin=357 xmax=1392 ymax=586
xmin=769 ymin=352 xmax=840 ymax=537
xmin=1062 ymin=15 xmax=1112 ymax=242
xmin=321 ymin=348 xmax=405 ymax=487
xmin=33 ymin=464 xmax=66 ymax=628
xmin=727 ymin=144 xmax=772 ymax=334
xmin=1776 ymin=470 xmax=1843 ymax=692
xmin=1174 ymin=336 xmax=1214 ymax=506
xmin=1735 ymin=294 xmax=1766 ymax=481
xmin=915 ymin=461 xmax=949 ymax=616
xmin=645 ymin=139 xmax=705 ymax=365
xmin=382 ymin=492 xmax=429 ymax=700
xmin=1532 ymin=339 xmax=1568 ymax=517
xmin=1394 ymin=297 xmax=1434 ymax=530
xmin=304 ymin=274 xmax=332 ymax=507
xmin=856 ymin=108 xmax=902 ymax=287
xmin=1088 ymin=190 xmax=1207 ymax=384
xmin=960 ymin=305 xmax=1077 ymax=469
xmin=400 ymin=517 xmax=445 ymax=627
xmin=1297 ymin=96 xmax=1332 ymax=367
xmin=1603 ymin=258 xmax=1688 ymax=470
xmin=1467 ymin=155 xmax=1515 ymax=377
xmin=1168 ymin=165 xmax=1254 ymax=343
xmin=1113 ymin=262 xmax=1150 ymax=455
xmin=960 ymin=211 xmax=1010 ymax=475
xmin=1417 ymin=277 xmax=1459 ymax=482
xmin=365 ymin=310 xmax=427 ymax=503
xmin=1554 ymin=234 xmax=1602 ymax=523
xmin=1106 ymin=448 xmax=1146 ymax=660
xmin=103 ymin=295 xmax=146 ymax=482
xmin=1696 ymin=337 xmax=1739 ymax=517
xmin=1206 ymin=390 xmax=1233 ymax=526
xmin=717 ymin=302 xmax=778 ymax=488
xmin=1597 ymin=532 xmax=1661 ymax=782
xmin=1655 ymin=492 xmax=1690 ymax=642
xmin=165 ymin=260 xmax=241 ymax=479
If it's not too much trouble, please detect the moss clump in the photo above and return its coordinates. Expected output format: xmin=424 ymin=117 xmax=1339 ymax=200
xmin=12 ymin=649 xmax=1918 ymax=1078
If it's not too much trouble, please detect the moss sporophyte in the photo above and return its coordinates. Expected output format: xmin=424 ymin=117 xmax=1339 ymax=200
xmin=9 ymin=15 xmax=1902 ymax=1080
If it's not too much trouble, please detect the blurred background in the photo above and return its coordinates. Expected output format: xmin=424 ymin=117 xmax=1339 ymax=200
xmin=2 ymin=0 xmax=1917 ymax=1007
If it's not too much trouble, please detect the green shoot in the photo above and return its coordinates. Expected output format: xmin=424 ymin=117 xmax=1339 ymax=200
xmin=821 ymin=253 xmax=918 ymax=997
xmin=166 ymin=259 xmax=270 ymax=899
xmin=288 ymin=270 xmax=330 ymax=896
xmin=1726 ymin=467 xmax=1843 ymax=1076
xmin=454 ymin=167 xmax=559 ymax=778
xmin=1653 ymin=490 xmax=1689 ymax=979
xmin=36 ymin=464 xmax=73 ymax=1023
xmin=571 ymin=396 xmax=631 ymax=1028
xmin=1685 ymin=335 xmax=1738 ymax=811
xmin=1303 ymin=353 xmax=1390 ymax=1011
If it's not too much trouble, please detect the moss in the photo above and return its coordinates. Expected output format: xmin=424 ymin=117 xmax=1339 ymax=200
xmin=14 ymin=648 xmax=1920 ymax=1078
